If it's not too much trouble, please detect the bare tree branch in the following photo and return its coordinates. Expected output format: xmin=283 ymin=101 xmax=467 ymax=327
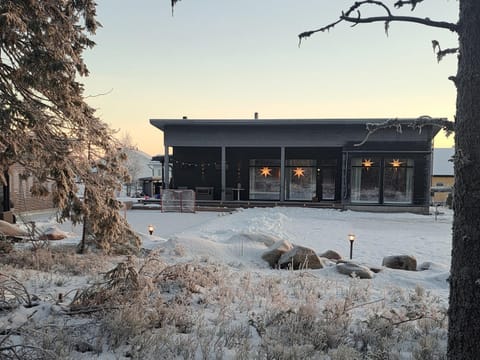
xmin=299 ymin=0 xmax=457 ymax=44
xmin=84 ymin=88 xmax=113 ymax=98
xmin=393 ymin=0 xmax=426 ymax=11
xmin=355 ymin=116 xmax=455 ymax=147
xmin=341 ymin=14 xmax=458 ymax=32
xmin=171 ymin=0 xmax=181 ymax=15
xmin=432 ymin=40 xmax=459 ymax=62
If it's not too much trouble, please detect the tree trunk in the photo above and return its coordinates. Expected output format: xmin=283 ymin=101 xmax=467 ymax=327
xmin=448 ymin=1 xmax=480 ymax=358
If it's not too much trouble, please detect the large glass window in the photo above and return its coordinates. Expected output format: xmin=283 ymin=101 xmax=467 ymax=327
xmin=249 ymin=159 xmax=280 ymax=200
xmin=321 ymin=167 xmax=336 ymax=200
xmin=383 ymin=158 xmax=414 ymax=203
xmin=351 ymin=158 xmax=380 ymax=203
xmin=351 ymin=157 xmax=414 ymax=204
xmin=285 ymin=160 xmax=316 ymax=201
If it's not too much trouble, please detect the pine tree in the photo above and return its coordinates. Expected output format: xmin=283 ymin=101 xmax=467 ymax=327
xmin=0 ymin=1 xmax=140 ymax=254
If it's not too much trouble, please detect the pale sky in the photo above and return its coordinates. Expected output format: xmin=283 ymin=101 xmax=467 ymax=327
xmin=83 ymin=0 xmax=458 ymax=156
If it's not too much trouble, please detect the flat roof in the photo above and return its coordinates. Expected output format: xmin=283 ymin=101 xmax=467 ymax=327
xmin=150 ymin=117 xmax=448 ymax=131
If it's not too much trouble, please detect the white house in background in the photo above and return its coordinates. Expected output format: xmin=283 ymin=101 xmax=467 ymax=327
xmin=431 ymin=147 xmax=454 ymax=204
xmin=122 ymin=148 xmax=162 ymax=197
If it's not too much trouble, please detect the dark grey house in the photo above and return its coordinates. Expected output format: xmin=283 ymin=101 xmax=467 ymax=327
xmin=150 ymin=118 xmax=443 ymax=213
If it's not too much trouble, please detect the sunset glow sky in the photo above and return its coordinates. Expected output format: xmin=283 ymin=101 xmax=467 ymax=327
xmin=83 ymin=1 xmax=458 ymax=155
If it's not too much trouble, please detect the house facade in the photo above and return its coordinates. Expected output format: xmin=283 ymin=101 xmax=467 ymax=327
xmin=150 ymin=118 xmax=442 ymax=213
xmin=0 ymin=164 xmax=55 ymax=223
xmin=431 ymin=147 xmax=454 ymax=204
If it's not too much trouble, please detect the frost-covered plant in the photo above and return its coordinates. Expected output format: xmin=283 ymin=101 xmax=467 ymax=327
xmin=328 ymin=344 xmax=362 ymax=360
xmin=0 ymin=235 xmax=13 ymax=254
xmin=0 ymin=1 xmax=139 ymax=255
xmin=173 ymin=243 xmax=186 ymax=257
xmin=0 ymin=245 xmax=111 ymax=275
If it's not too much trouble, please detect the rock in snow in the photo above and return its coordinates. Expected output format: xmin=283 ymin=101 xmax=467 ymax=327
xmin=0 ymin=220 xmax=28 ymax=237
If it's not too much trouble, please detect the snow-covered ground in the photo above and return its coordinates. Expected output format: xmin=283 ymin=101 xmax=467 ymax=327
xmin=20 ymin=206 xmax=453 ymax=296
xmin=21 ymin=206 xmax=452 ymax=299
xmin=3 ymin=206 xmax=452 ymax=359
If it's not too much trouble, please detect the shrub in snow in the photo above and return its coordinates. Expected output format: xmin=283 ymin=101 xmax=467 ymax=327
xmin=328 ymin=344 xmax=362 ymax=359
xmin=0 ymin=236 xmax=13 ymax=254
xmin=0 ymin=244 xmax=448 ymax=359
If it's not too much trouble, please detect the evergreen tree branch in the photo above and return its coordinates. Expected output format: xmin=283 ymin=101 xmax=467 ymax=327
xmin=0 ymin=1 xmax=140 ymax=254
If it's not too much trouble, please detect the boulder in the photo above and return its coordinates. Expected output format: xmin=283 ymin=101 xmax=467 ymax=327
xmin=0 ymin=220 xmax=28 ymax=237
xmin=367 ymin=265 xmax=383 ymax=273
xmin=382 ymin=255 xmax=417 ymax=271
xmin=418 ymin=261 xmax=433 ymax=271
xmin=319 ymin=249 xmax=342 ymax=261
xmin=261 ymin=239 xmax=294 ymax=268
xmin=336 ymin=261 xmax=374 ymax=279
xmin=278 ymin=245 xmax=325 ymax=270
xmin=39 ymin=225 xmax=68 ymax=241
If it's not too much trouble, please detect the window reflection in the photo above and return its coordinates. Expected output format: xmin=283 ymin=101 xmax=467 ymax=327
xmin=285 ymin=160 xmax=316 ymax=201
xmin=351 ymin=157 xmax=414 ymax=204
xmin=249 ymin=159 xmax=280 ymax=200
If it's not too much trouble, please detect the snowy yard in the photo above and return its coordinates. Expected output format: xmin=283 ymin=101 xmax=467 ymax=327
xmin=1 ymin=206 xmax=452 ymax=359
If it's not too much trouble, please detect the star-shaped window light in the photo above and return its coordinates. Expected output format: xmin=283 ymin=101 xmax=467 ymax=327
xmin=293 ymin=167 xmax=305 ymax=178
xmin=362 ymin=159 xmax=374 ymax=168
xmin=389 ymin=159 xmax=404 ymax=168
xmin=259 ymin=167 xmax=272 ymax=177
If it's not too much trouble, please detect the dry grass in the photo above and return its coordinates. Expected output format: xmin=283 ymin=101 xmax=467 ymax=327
xmin=0 ymin=245 xmax=112 ymax=275
xmin=0 ymin=249 xmax=448 ymax=359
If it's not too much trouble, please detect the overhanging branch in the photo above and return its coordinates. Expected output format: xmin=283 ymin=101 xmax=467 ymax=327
xmin=355 ymin=116 xmax=455 ymax=147
xmin=299 ymin=0 xmax=457 ymax=44
xmin=342 ymin=15 xmax=457 ymax=32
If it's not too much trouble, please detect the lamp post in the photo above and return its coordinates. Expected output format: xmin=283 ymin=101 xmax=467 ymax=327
xmin=348 ymin=233 xmax=356 ymax=260
xmin=148 ymin=224 xmax=154 ymax=235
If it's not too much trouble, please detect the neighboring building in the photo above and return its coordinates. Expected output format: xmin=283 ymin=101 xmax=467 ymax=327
xmin=9 ymin=164 xmax=55 ymax=214
xmin=138 ymin=155 xmax=169 ymax=198
xmin=431 ymin=147 xmax=454 ymax=204
xmin=0 ymin=164 xmax=55 ymax=223
xmin=150 ymin=118 xmax=442 ymax=214
xmin=122 ymin=148 xmax=162 ymax=197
